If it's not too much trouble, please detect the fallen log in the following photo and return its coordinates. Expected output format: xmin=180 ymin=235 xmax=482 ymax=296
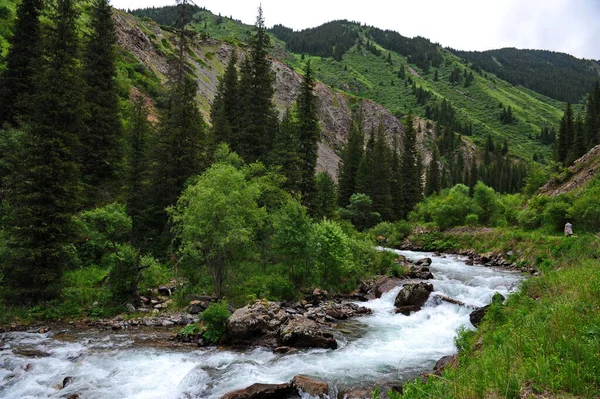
xmin=434 ymin=294 xmax=474 ymax=308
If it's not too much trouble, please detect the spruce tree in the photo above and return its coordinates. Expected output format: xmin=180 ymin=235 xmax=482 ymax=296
xmin=424 ymin=147 xmax=440 ymax=197
xmin=295 ymin=60 xmax=320 ymax=209
xmin=211 ymin=51 xmax=239 ymax=148
xmin=569 ymin=116 xmax=586 ymax=164
xmin=0 ymin=0 xmax=42 ymax=127
xmin=584 ymin=81 xmax=600 ymax=149
xmin=556 ymin=103 xmax=574 ymax=165
xmin=314 ymin=171 xmax=337 ymax=220
xmin=338 ymin=110 xmax=364 ymax=207
xmin=148 ymin=0 xmax=206 ymax=243
xmin=236 ymin=6 xmax=278 ymax=163
xmin=81 ymin=0 xmax=122 ymax=202
xmin=399 ymin=113 xmax=422 ymax=218
xmin=2 ymin=0 xmax=83 ymax=303
xmin=125 ymin=94 xmax=152 ymax=244
xmin=270 ymin=109 xmax=302 ymax=194
xmin=390 ymin=139 xmax=403 ymax=219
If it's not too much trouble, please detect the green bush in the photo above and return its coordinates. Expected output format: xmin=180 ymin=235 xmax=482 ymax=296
xmin=369 ymin=220 xmax=412 ymax=246
xmin=312 ymin=220 xmax=352 ymax=290
xmin=465 ymin=213 xmax=479 ymax=226
xmin=75 ymin=203 xmax=132 ymax=267
xmin=201 ymin=300 xmax=231 ymax=343
xmin=542 ymin=196 xmax=572 ymax=232
xmin=108 ymin=244 xmax=139 ymax=305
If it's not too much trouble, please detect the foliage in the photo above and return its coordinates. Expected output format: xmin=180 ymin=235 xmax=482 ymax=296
xmin=170 ymin=156 xmax=266 ymax=298
xmin=178 ymin=322 xmax=201 ymax=337
xmin=201 ymin=300 xmax=231 ymax=343
xmin=75 ymin=203 xmax=132 ymax=267
xmin=340 ymin=193 xmax=381 ymax=231
xmin=314 ymin=171 xmax=338 ymax=220
xmin=271 ymin=198 xmax=313 ymax=286
xmin=312 ymin=219 xmax=352 ymax=290
xmin=1 ymin=0 xmax=84 ymax=304
xmin=80 ymin=0 xmax=122 ymax=202
xmin=368 ymin=220 xmax=412 ymax=247
xmin=411 ymin=184 xmax=475 ymax=229
xmin=107 ymin=244 xmax=139 ymax=304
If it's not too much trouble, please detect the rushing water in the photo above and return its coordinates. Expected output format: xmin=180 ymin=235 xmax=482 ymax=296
xmin=0 ymin=250 xmax=523 ymax=399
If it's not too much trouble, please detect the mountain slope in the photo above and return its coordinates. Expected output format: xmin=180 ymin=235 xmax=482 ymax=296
xmin=450 ymin=47 xmax=600 ymax=104
xmin=113 ymin=11 xmax=433 ymax=178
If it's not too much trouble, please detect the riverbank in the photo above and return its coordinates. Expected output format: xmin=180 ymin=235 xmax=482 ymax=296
xmin=393 ymin=228 xmax=600 ymax=399
xmin=0 ymin=250 xmax=521 ymax=399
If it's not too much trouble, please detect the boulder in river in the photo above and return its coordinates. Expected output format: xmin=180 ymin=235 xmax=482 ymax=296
xmin=220 ymin=382 xmax=296 ymax=399
xmin=415 ymin=257 xmax=432 ymax=267
xmin=394 ymin=282 xmax=434 ymax=315
xmin=227 ymin=301 xmax=289 ymax=342
xmin=292 ymin=375 xmax=328 ymax=398
xmin=278 ymin=317 xmax=337 ymax=349
xmin=469 ymin=305 xmax=489 ymax=327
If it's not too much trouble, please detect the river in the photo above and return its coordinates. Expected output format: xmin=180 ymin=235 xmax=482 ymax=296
xmin=0 ymin=250 xmax=523 ymax=399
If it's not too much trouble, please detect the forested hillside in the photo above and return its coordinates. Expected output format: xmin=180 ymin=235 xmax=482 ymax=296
xmin=451 ymin=47 xmax=600 ymax=103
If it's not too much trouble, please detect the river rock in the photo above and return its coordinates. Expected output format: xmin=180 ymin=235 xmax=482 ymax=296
xmin=341 ymin=387 xmax=373 ymax=399
xmin=433 ymin=354 xmax=458 ymax=375
xmin=278 ymin=317 xmax=337 ymax=349
xmin=227 ymin=301 xmax=289 ymax=341
xmin=415 ymin=257 xmax=432 ymax=267
xmin=61 ymin=376 xmax=74 ymax=389
xmin=469 ymin=305 xmax=489 ymax=327
xmin=370 ymin=276 xmax=403 ymax=298
xmin=306 ymin=288 xmax=328 ymax=304
xmin=394 ymin=282 xmax=433 ymax=315
xmin=292 ymin=375 xmax=328 ymax=398
xmin=220 ymin=382 xmax=296 ymax=399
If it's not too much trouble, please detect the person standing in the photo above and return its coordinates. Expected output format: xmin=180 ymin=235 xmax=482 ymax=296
xmin=564 ymin=221 xmax=573 ymax=237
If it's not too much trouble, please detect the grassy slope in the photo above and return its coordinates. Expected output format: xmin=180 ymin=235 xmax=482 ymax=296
xmin=399 ymin=229 xmax=600 ymax=399
xmin=197 ymin=12 xmax=565 ymax=161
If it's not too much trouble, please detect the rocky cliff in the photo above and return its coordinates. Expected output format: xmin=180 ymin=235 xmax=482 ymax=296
xmin=112 ymin=11 xmax=423 ymax=178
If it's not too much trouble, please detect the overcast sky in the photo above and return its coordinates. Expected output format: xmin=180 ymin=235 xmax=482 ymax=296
xmin=111 ymin=0 xmax=600 ymax=60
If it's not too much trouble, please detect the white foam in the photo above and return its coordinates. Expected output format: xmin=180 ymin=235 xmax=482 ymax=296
xmin=0 ymin=250 xmax=522 ymax=399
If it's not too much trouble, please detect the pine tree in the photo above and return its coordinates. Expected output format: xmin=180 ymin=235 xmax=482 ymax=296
xmin=390 ymin=138 xmax=403 ymax=219
xmin=433 ymin=69 xmax=439 ymax=82
xmin=148 ymin=0 xmax=206 ymax=243
xmin=338 ymin=110 xmax=364 ymax=207
xmin=424 ymin=147 xmax=440 ymax=196
xmin=2 ymin=0 xmax=83 ymax=303
xmin=295 ymin=60 xmax=320 ymax=209
xmin=368 ymin=123 xmax=393 ymax=220
xmin=556 ymin=103 xmax=574 ymax=165
xmin=0 ymin=0 xmax=43 ymax=127
xmin=585 ymin=81 xmax=600 ymax=149
xmin=80 ymin=0 xmax=122 ymax=202
xmin=399 ymin=113 xmax=422 ymax=218
xmin=270 ymin=109 xmax=302 ymax=194
xmin=569 ymin=115 xmax=586 ymax=163
xmin=355 ymin=128 xmax=376 ymax=201
xmin=211 ymin=51 xmax=239 ymax=148
xmin=236 ymin=6 xmax=278 ymax=163
xmin=125 ymin=94 xmax=152 ymax=244
xmin=314 ymin=171 xmax=337 ymax=220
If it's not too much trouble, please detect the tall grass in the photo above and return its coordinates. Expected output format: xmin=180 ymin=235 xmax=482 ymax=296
xmin=393 ymin=230 xmax=600 ymax=398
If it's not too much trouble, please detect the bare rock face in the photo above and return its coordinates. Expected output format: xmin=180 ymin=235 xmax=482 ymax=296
xmin=394 ymin=282 xmax=434 ymax=315
xmin=278 ymin=317 xmax=337 ymax=349
xmin=220 ymin=382 xmax=297 ymax=399
xmin=227 ymin=301 xmax=289 ymax=342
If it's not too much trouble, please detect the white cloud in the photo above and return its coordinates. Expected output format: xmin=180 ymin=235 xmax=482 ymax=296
xmin=110 ymin=0 xmax=600 ymax=59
